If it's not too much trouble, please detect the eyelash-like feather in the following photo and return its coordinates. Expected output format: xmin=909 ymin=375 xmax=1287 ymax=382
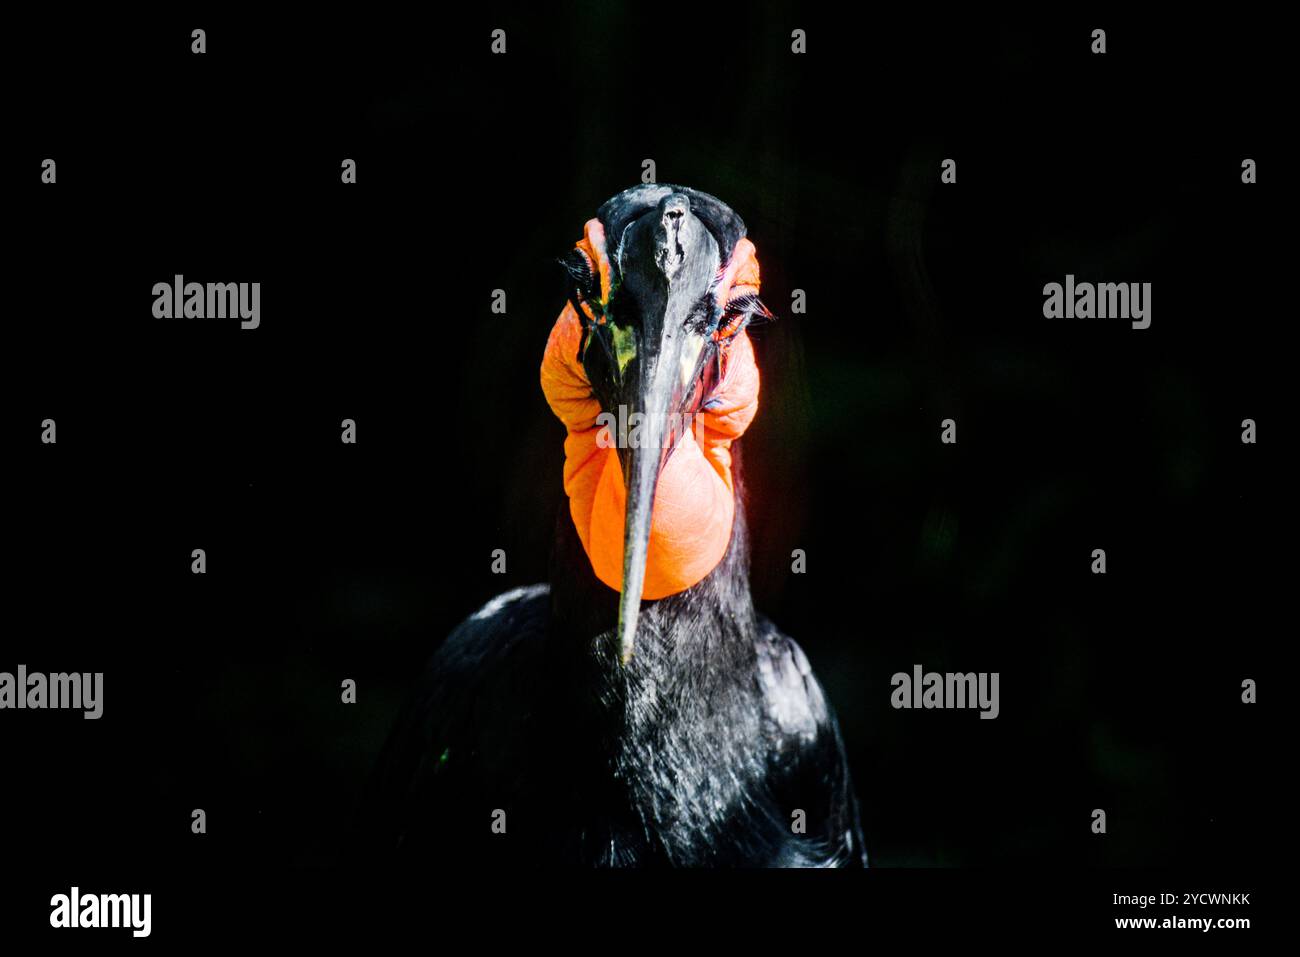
xmin=714 ymin=293 xmax=775 ymax=341
xmin=557 ymin=249 xmax=599 ymax=305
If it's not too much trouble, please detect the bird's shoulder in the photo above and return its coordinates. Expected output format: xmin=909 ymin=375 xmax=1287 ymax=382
xmin=362 ymin=585 xmax=554 ymax=852
xmin=752 ymin=616 xmax=832 ymax=747
xmin=433 ymin=583 xmax=552 ymax=680
xmin=405 ymin=583 xmax=553 ymax=746
xmin=750 ymin=616 xmax=868 ymax=867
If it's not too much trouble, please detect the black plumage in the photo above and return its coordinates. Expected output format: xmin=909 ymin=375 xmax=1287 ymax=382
xmin=362 ymin=187 xmax=866 ymax=867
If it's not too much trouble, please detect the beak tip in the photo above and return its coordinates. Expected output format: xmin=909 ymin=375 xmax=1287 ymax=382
xmin=616 ymin=617 xmax=636 ymax=666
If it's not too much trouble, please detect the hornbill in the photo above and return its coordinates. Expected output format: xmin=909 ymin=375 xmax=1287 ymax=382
xmin=364 ymin=185 xmax=866 ymax=867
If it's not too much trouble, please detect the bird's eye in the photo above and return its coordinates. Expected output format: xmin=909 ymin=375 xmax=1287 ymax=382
xmin=712 ymin=293 xmax=773 ymax=342
xmin=713 ymin=308 xmax=747 ymax=342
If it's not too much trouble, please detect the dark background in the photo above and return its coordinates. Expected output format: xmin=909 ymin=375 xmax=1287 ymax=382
xmin=4 ymin=3 xmax=1280 ymax=939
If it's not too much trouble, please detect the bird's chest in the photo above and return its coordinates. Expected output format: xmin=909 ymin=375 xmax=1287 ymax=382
xmin=587 ymin=661 xmax=779 ymax=866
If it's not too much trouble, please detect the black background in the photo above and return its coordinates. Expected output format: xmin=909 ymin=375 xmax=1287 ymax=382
xmin=4 ymin=4 xmax=1280 ymax=942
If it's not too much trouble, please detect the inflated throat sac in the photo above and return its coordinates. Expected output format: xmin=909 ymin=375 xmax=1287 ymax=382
xmin=541 ymin=219 xmax=761 ymax=600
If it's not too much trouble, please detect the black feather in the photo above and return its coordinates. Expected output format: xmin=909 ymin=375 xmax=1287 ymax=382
xmin=362 ymin=463 xmax=867 ymax=867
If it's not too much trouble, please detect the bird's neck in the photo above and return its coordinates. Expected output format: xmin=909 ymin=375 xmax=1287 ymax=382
xmin=548 ymin=480 xmax=764 ymax=863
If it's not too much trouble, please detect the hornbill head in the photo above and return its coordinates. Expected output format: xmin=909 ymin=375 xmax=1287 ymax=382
xmin=556 ymin=184 xmax=772 ymax=663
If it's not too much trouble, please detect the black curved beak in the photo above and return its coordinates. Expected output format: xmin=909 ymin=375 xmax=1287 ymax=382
xmin=612 ymin=195 xmax=718 ymax=663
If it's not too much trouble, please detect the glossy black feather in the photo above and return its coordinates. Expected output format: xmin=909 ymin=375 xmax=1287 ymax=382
xmin=362 ymin=485 xmax=867 ymax=867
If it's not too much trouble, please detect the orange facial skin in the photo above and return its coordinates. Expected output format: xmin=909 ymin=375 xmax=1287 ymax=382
xmin=541 ymin=220 xmax=761 ymax=600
